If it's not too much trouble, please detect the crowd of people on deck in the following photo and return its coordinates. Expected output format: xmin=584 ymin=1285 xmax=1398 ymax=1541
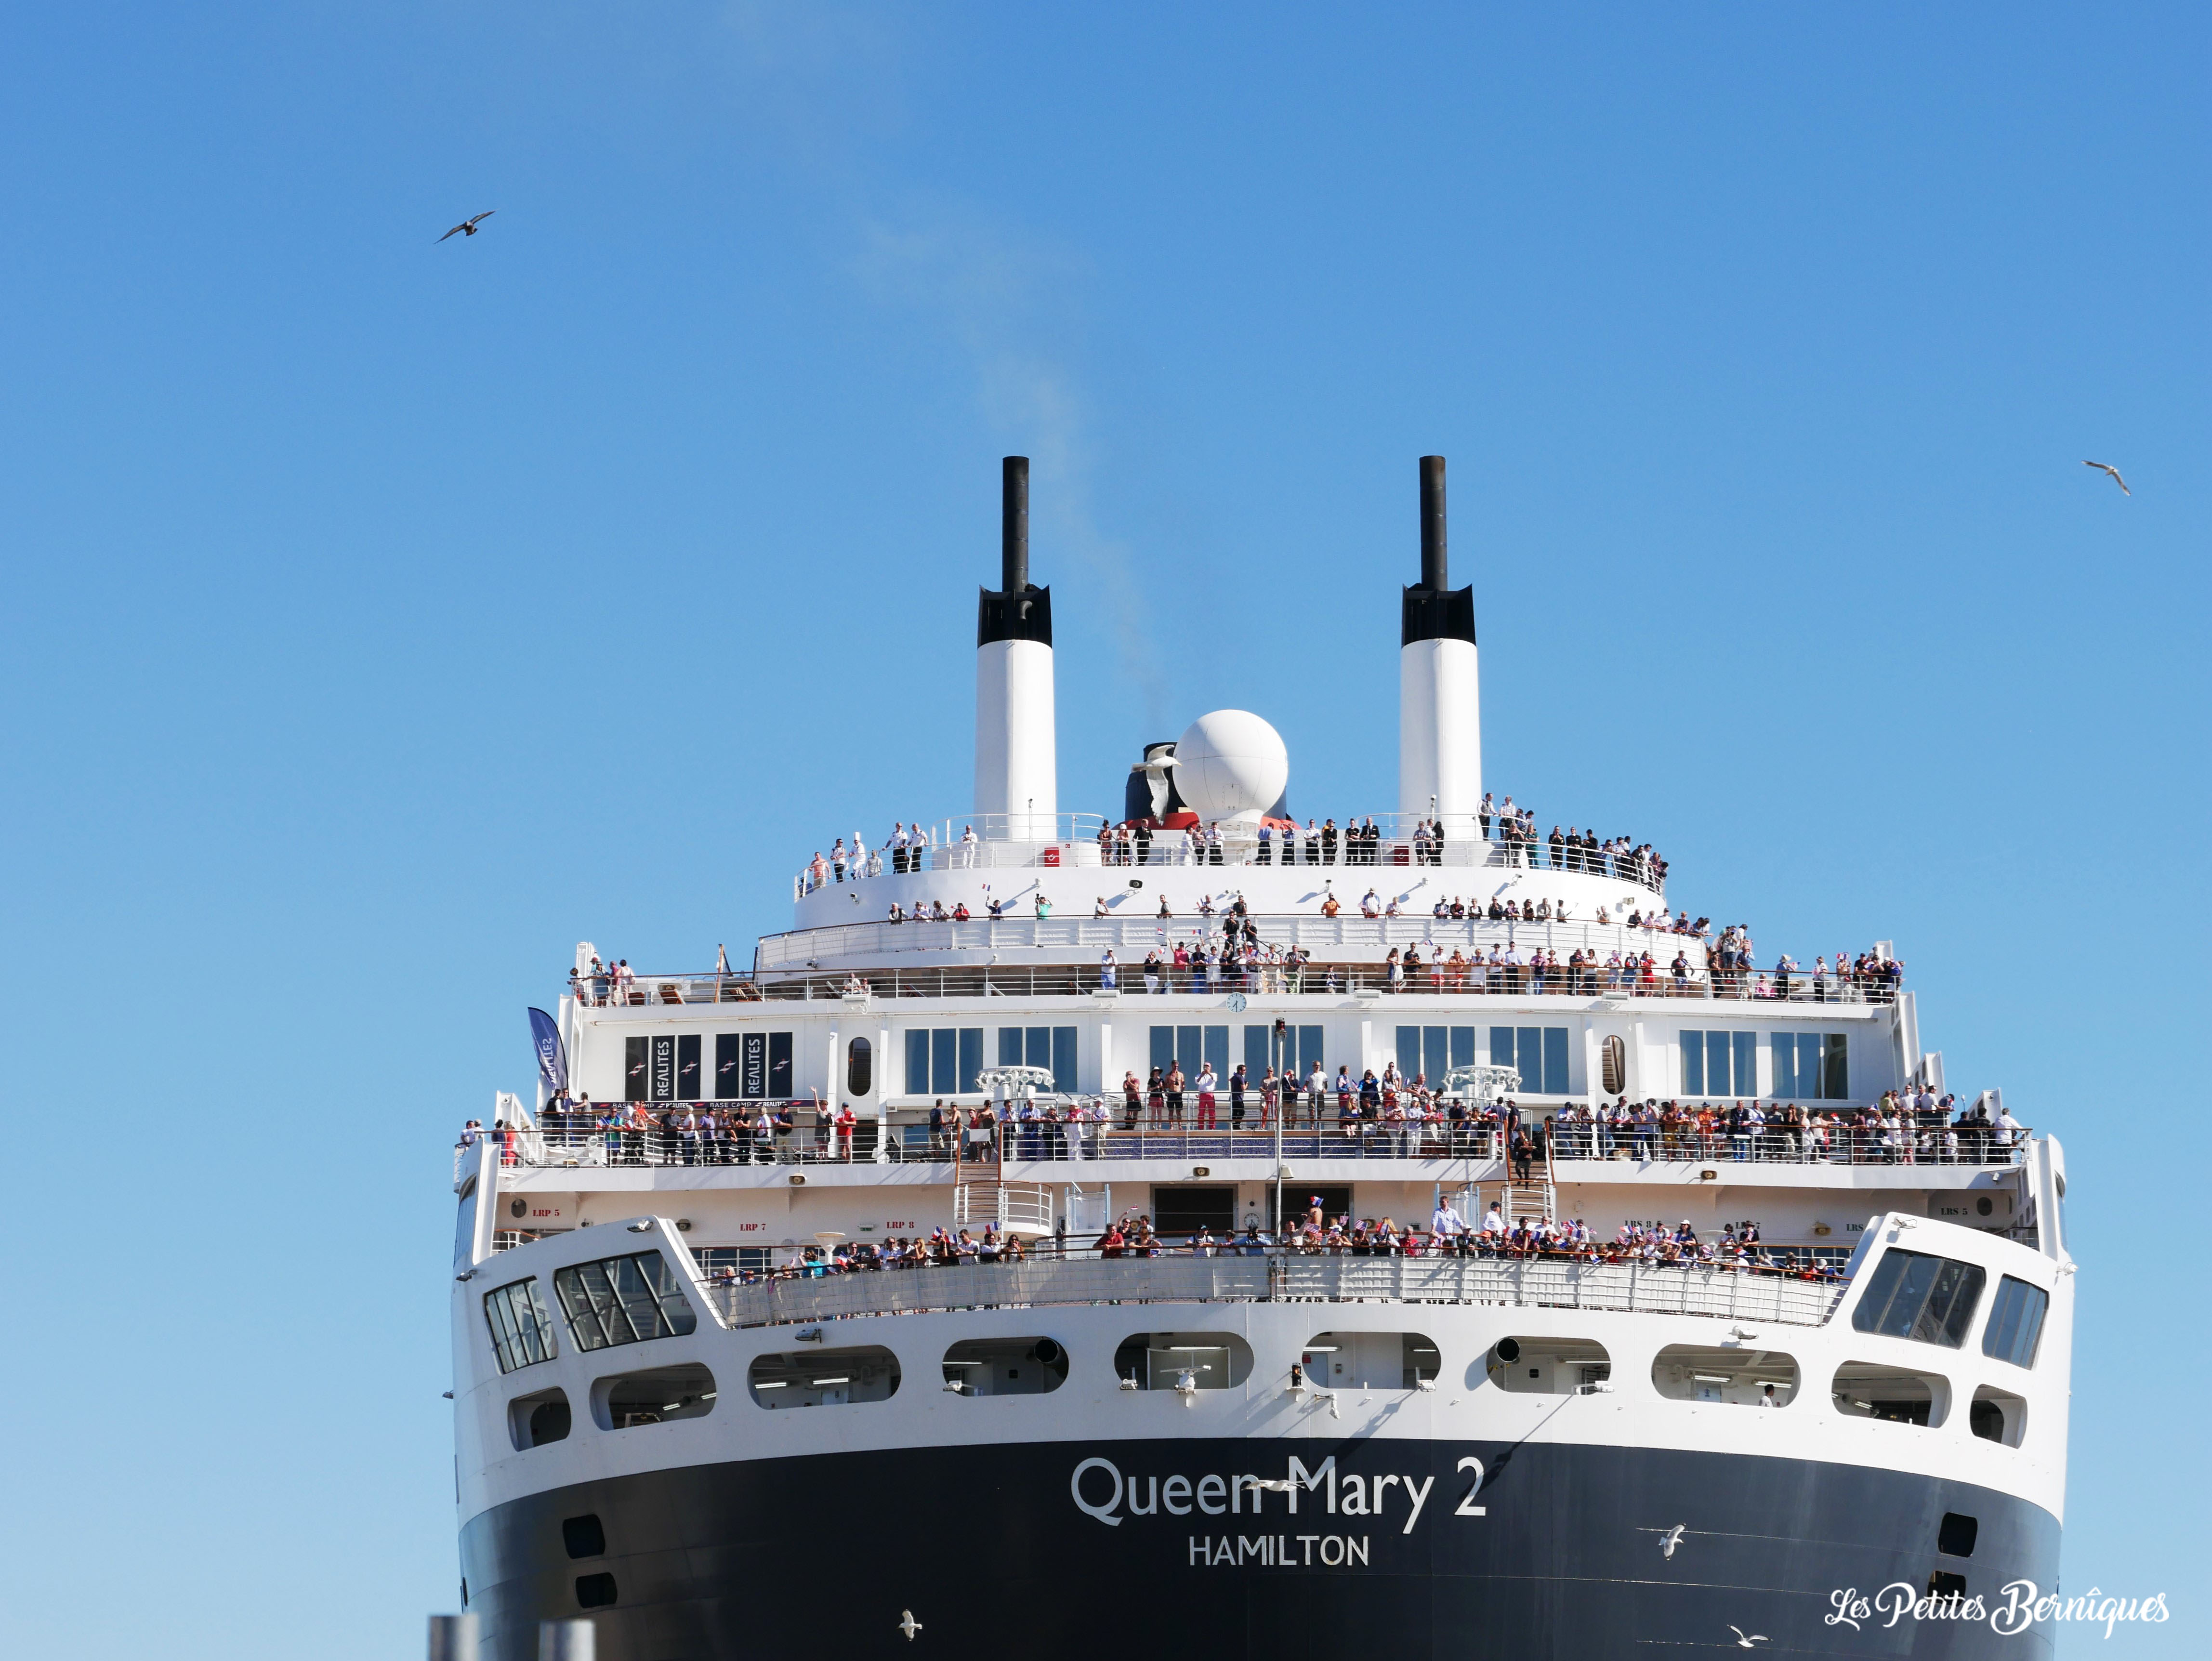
xmin=700 ymin=1203 xmax=1845 ymax=1289
xmin=468 ymin=1070 xmax=2020 ymax=1175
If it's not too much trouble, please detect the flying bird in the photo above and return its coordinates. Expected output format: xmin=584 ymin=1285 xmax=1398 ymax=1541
xmin=1659 ymin=1524 xmax=1686 ymax=1559
xmin=2082 ymin=460 xmax=2131 ymax=496
xmin=1728 ymin=1627 xmax=1769 ymax=1648
xmin=897 ymin=1610 xmax=923 ymax=1641
xmin=438 ymin=211 xmax=496 ymax=242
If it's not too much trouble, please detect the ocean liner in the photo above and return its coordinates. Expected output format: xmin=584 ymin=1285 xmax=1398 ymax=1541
xmin=448 ymin=457 xmax=2071 ymax=1658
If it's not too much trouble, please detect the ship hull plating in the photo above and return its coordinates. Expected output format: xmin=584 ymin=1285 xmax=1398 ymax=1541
xmin=460 ymin=1437 xmax=2058 ymax=1660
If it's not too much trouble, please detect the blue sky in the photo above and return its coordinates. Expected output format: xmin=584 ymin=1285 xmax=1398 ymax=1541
xmin=2 ymin=5 xmax=2203 ymax=1656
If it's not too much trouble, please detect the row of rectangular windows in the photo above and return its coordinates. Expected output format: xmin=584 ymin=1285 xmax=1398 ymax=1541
xmin=614 ymin=1024 xmax=1843 ymax=1103
xmin=1682 ymin=1029 xmax=1850 ymax=1100
xmin=487 ymin=1250 xmax=695 ymax=1374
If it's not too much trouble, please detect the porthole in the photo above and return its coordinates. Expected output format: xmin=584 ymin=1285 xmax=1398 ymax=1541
xmin=1303 ymin=1331 xmax=1440 ymax=1390
xmin=592 ymin=1362 xmax=716 ymax=1430
xmin=1601 ymin=1036 xmax=1627 ymax=1096
xmin=1482 ymin=1337 xmax=1609 ymax=1396
xmin=1832 ymin=1360 xmax=1951 ymax=1427
xmin=508 ymin=1387 xmax=571 ymax=1450
xmin=942 ymin=1337 xmax=1069 ymax=1396
xmin=1652 ymin=1344 xmax=1798 ymax=1407
xmin=848 ymin=1036 xmax=872 ymax=1096
xmin=1112 ymin=1331 xmax=1253 ymax=1390
xmin=750 ymin=1345 xmax=901 ymax=1408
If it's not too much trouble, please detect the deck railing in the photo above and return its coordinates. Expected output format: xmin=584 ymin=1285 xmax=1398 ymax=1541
xmin=596 ymin=929 xmax=1897 ymax=1007
xmin=700 ymin=1252 xmax=1846 ymax=1332
xmin=498 ymin=1119 xmax=2016 ymax=1171
xmin=796 ymin=816 xmax=1667 ymax=900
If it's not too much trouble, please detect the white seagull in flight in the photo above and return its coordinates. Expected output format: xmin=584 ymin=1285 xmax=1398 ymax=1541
xmin=438 ymin=210 xmax=496 ymax=242
xmin=1659 ymin=1524 xmax=1686 ymax=1558
xmin=2083 ymin=459 xmax=2131 ymax=495
xmin=1728 ymin=1626 xmax=1769 ymax=1648
xmin=898 ymin=1610 xmax=922 ymax=1641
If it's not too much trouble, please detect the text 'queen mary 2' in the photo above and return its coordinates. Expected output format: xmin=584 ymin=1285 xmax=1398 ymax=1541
xmin=450 ymin=458 xmax=2071 ymax=1659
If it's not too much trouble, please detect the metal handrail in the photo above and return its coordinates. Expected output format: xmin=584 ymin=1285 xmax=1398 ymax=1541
xmin=701 ymin=1252 xmax=1845 ymax=1331
xmin=796 ymin=815 xmax=1668 ymax=898
xmin=496 ymin=1116 xmax=2011 ymax=1171
xmin=580 ymin=951 xmax=1902 ymax=1007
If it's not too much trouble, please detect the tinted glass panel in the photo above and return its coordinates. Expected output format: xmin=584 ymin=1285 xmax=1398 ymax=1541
xmin=1732 ymin=1032 xmax=1757 ymax=1097
xmin=1517 ymin=1028 xmax=1541 ymax=1089
xmin=846 ymin=1036 xmax=871 ymax=1097
xmin=1981 ymin=1276 xmax=2049 ymax=1369
xmin=930 ymin=1028 xmax=956 ymax=1094
xmin=1681 ymin=1031 xmax=1705 ymax=1094
xmin=715 ymin=1032 xmax=743 ymax=1100
xmin=1707 ymin=1031 xmax=1731 ymax=1094
xmin=1768 ymin=1033 xmax=1795 ymax=1097
xmin=1052 ymin=1027 xmax=1078 ymax=1091
xmin=1543 ymin=1028 xmax=1569 ymax=1095
xmin=1821 ymin=1033 xmax=1848 ymax=1100
xmin=483 ymin=1277 xmax=556 ymax=1373
xmin=1489 ymin=1027 xmax=1515 ymax=1077
xmin=553 ymin=1251 xmax=698 ymax=1352
xmin=676 ymin=1034 xmax=701 ymax=1099
xmin=907 ymin=1030 xmax=930 ymax=1094
xmin=1851 ymin=1248 xmax=1986 ymax=1348
xmin=998 ymin=1027 xmax=1023 ymax=1066
xmin=1448 ymin=1027 xmax=1475 ymax=1068
xmin=957 ymin=1027 xmax=984 ymax=1093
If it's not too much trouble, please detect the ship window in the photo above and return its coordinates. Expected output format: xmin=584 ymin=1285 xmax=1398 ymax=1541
xmin=942 ymin=1337 xmax=1069 ymax=1397
xmin=593 ymin=1362 xmax=716 ymax=1430
xmin=906 ymin=1028 xmax=984 ymax=1095
xmin=1488 ymin=1027 xmax=1569 ymax=1093
xmin=1851 ymin=1248 xmax=1985 ymax=1347
xmin=1600 ymin=1035 xmax=1626 ymax=1096
xmin=1980 ymin=1276 xmax=2049 ymax=1369
xmin=1651 ymin=1344 xmax=1799 ymax=1407
xmin=1832 ymin=1360 xmax=1950 ymax=1426
xmin=1970 ymin=1386 xmax=2027 ymax=1447
xmin=997 ymin=1025 xmax=1078 ymax=1090
xmin=574 ymin=1573 xmax=617 ymax=1609
xmin=484 ymin=1277 xmax=557 ymax=1373
xmin=1112 ymin=1331 xmax=1253 ymax=1390
xmin=553 ymin=1251 xmax=698 ymax=1352
xmin=562 ymin=1515 xmax=606 ymax=1559
xmin=1927 ymin=1570 xmax=1967 ymax=1600
xmin=1938 ymin=1512 xmax=1979 ymax=1557
xmin=507 ymin=1387 xmax=570 ymax=1450
xmin=1771 ymin=1031 xmax=1849 ymax=1100
xmin=1150 ymin=1025 xmax=1232 ymax=1079
xmin=1249 ymin=1023 xmax=1327 ymax=1080
xmin=1482 ymin=1336 xmax=1609 ymax=1395
xmin=1681 ymin=1030 xmax=1757 ymax=1097
xmin=1303 ymin=1331 xmax=1441 ymax=1391
xmin=749 ymin=1345 xmax=901 ymax=1408
xmin=1393 ymin=1027 xmax=1475 ymax=1086
xmin=847 ymin=1036 xmax=872 ymax=1097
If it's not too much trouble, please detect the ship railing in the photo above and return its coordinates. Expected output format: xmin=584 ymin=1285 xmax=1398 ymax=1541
xmin=494 ymin=1116 xmax=2011 ymax=1170
xmin=794 ymin=816 xmax=1666 ymax=900
xmin=701 ymin=1252 xmax=1846 ymax=1332
xmin=591 ymin=945 xmax=1901 ymax=1007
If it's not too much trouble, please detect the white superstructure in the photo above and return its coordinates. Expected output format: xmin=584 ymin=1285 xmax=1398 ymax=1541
xmin=448 ymin=455 xmax=2072 ymax=1661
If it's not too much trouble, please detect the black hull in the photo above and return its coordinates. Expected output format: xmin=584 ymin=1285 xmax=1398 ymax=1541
xmin=460 ymin=1438 xmax=2059 ymax=1660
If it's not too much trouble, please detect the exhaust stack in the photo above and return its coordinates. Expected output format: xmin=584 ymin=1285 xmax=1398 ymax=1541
xmin=1398 ymin=454 xmax=1481 ymax=835
xmin=974 ymin=456 xmax=1057 ymax=840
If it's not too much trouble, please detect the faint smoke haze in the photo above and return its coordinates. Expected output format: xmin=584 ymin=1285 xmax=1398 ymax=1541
xmin=855 ymin=209 xmax=1171 ymax=736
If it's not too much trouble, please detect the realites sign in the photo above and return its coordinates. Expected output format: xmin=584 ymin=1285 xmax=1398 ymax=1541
xmin=1070 ymin=1452 xmax=1488 ymax=1569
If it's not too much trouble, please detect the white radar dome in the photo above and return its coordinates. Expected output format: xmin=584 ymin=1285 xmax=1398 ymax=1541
xmin=1174 ymin=710 xmax=1289 ymax=823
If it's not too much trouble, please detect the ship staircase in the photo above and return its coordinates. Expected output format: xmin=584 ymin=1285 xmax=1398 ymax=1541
xmin=1503 ymin=1141 xmax=1557 ymax=1225
xmin=955 ymin=1065 xmax=1058 ymax=1235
